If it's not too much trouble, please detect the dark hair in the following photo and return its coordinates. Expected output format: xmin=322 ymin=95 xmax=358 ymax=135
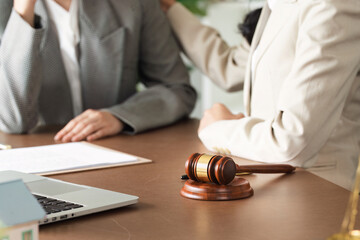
xmin=238 ymin=8 xmax=262 ymax=45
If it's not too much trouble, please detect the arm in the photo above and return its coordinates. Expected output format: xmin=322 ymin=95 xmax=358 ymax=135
xmin=199 ymin=0 xmax=360 ymax=165
xmin=165 ymin=2 xmax=249 ymax=91
xmin=105 ymin=0 xmax=196 ymax=134
xmin=0 ymin=0 xmax=45 ymax=133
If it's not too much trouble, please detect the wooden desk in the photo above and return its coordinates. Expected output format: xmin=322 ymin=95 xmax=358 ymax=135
xmin=0 ymin=119 xmax=356 ymax=240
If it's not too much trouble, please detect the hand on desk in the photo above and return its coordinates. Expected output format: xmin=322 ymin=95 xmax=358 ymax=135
xmin=198 ymin=103 xmax=245 ymax=133
xmin=54 ymin=109 xmax=124 ymax=142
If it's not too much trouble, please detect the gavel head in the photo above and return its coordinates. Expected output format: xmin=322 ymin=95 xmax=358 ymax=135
xmin=185 ymin=153 xmax=236 ymax=185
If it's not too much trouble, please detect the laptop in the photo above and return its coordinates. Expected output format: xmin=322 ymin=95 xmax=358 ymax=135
xmin=0 ymin=170 xmax=138 ymax=225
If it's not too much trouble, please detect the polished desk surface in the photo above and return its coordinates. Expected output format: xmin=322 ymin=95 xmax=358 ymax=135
xmin=0 ymin=119 xmax=357 ymax=240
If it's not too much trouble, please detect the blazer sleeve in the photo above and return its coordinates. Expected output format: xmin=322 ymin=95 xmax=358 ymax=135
xmin=199 ymin=0 xmax=360 ymax=166
xmin=0 ymin=5 xmax=45 ymax=133
xmin=167 ymin=3 xmax=249 ymax=92
xmin=103 ymin=0 xmax=196 ymax=134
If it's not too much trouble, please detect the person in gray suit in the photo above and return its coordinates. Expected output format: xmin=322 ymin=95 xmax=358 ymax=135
xmin=0 ymin=0 xmax=196 ymax=142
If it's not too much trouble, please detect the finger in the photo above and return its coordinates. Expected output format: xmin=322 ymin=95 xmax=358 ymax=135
xmin=62 ymin=119 xmax=100 ymax=142
xmin=54 ymin=113 xmax=90 ymax=141
xmin=202 ymin=108 xmax=213 ymax=119
xmin=55 ymin=109 xmax=101 ymax=142
xmin=54 ymin=121 xmax=76 ymax=141
xmin=56 ymin=121 xmax=83 ymax=142
xmin=71 ymin=124 xmax=99 ymax=142
xmin=235 ymin=113 xmax=245 ymax=119
xmin=70 ymin=116 xmax=100 ymax=136
xmin=86 ymin=129 xmax=107 ymax=141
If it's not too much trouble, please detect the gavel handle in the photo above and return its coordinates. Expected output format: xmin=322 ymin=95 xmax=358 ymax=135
xmin=236 ymin=164 xmax=296 ymax=174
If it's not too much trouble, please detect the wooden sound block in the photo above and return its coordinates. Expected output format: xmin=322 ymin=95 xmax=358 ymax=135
xmin=180 ymin=178 xmax=254 ymax=201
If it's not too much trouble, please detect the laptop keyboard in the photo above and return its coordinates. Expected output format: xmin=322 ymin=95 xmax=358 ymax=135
xmin=33 ymin=194 xmax=84 ymax=215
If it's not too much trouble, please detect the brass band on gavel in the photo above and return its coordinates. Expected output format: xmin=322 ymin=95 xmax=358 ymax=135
xmin=185 ymin=153 xmax=237 ymax=185
xmin=195 ymin=154 xmax=214 ymax=182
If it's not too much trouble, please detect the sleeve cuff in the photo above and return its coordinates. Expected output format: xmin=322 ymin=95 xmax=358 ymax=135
xmin=198 ymin=120 xmax=234 ymax=155
xmin=1 ymin=9 xmax=45 ymax=50
xmin=101 ymin=108 xmax=138 ymax=135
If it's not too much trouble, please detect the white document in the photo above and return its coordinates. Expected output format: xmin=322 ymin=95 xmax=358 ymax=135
xmin=0 ymin=142 xmax=147 ymax=175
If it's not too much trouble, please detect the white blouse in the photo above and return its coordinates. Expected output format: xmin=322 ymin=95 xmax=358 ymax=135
xmin=251 ymin=0 xmax=278 ymax=75
xmin=45 ymin=0 xmax=83 ymax=116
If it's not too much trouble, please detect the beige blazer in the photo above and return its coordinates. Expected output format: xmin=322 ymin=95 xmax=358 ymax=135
xmin=167 ymin=0 xmax=360 ymax=189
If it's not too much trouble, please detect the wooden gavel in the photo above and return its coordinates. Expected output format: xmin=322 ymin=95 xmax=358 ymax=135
xmin=185 ymin=153 xmax=296 ymax=185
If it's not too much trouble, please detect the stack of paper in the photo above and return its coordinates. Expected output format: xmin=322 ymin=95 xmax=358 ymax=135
xmin=0 ymin=142 xmax=150 ymax=175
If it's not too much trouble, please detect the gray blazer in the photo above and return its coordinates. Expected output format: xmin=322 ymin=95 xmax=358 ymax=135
xmin=0 ymin=0 xmax=196 ymax=134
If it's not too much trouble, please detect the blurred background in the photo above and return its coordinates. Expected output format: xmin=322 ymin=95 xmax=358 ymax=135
xmin=176 ymin=0 xmax=265 ymax=119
